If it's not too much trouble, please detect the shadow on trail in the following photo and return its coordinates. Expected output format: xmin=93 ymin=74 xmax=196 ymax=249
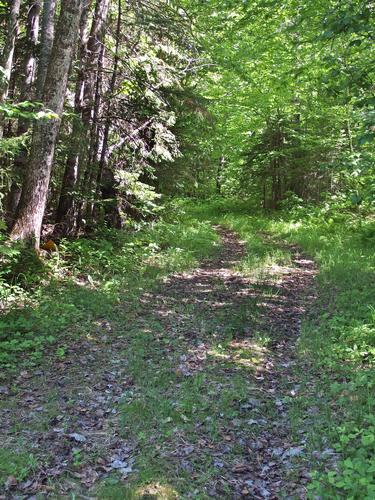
xmin=122 ymin=227 xmax=317 ymax=499
xmin=0 ymin=227 xmax=317 ymax=499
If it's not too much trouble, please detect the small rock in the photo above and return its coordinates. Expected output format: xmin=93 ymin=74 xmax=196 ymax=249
xmin=120 ymin=465 xmax=132 ymax=475
xmin=110 ymin=459 xmax=128 ymax=469
xmin=68 ymin=433 xmax=87 ymax=443
xmin=282 ymin=446 xmax=304 ymax=459
xmin=214 ymin=460 xmax=224 ymax=468
xmin=272 ymin=447 xmax=284 ymax=457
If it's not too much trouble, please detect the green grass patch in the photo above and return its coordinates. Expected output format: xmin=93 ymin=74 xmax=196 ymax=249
xmin=273 ymin=208 xmax=375 ymax=499
xmin=2 ymin=197 xmax=374 ymax=497
xmin=184 ymin=197 xmax=375 ymax=499
xmin=0 ymin=448 xmax=37 ymax=484
xmin=0 ymin=209 xmax=220 ymax=372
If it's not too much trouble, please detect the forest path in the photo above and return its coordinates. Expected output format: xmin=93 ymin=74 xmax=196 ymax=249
xmin=0 ymin=227 xmax=317 ymax=499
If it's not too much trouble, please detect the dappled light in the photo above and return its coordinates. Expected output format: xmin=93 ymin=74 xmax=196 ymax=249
xmin=0 ymin=0 xmax=374 ymax=497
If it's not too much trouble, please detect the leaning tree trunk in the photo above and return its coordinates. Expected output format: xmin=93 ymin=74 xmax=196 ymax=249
xmin=6 ymin=0 xmax=41 ymax=222
xmin=57 ymin=0 xmax=110 ymax=232
xmin=10 ymin=0 xmax=84 ymax=248
xmin=0 ymin=0 xmax=21 ymax=139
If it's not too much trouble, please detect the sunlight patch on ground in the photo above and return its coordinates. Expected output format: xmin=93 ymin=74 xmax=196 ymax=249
xmin=208 ymin=339 xmax=267 ymax=370
xmin=136 ymin=482 xmax=179 ymax=499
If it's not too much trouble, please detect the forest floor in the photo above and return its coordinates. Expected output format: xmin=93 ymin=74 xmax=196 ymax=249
xmin=0 ymin=225 xmax=322 ymax=499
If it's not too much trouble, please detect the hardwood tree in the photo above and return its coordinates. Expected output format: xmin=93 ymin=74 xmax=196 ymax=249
xmin=6 ymin=0 xmax=42 ymax=220
xmin=10 ymin=0 xmax=85 ymax=247
xmin=0 ymin=0 xmax=21 ymax=138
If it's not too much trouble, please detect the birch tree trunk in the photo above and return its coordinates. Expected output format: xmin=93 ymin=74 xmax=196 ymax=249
xmin=10 ymin=0 xmax=84 ymax=247
xmin=0 ymin=0 xmax=21 ymax=138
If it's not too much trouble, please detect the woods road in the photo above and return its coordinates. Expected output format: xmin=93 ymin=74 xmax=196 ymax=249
xmin=0 ymin=228 xmax=319 ymax=499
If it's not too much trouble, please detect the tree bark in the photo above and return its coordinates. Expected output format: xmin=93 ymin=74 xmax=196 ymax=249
xmin=55 ymin=2 xmax=91 ymax=228
xmin=7 ymin=0 xmax=42 ymax=222
xmin=57 ymin=0 xmax=110 ymax=231
xmin=10 ymin=0 xmax=84 ymax=247
xmin=0 ymin=0 xmax=21 ymax=138
xmin=96 ymin=0 xmax=122 ymax=229
xmin=36 ymin=0 xmax=57 ymax=100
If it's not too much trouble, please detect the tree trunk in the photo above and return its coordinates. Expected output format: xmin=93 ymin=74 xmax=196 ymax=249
xmin=36 ymin=0 xmax=57 ymax=100
xmin=216 ymin=155 xmax=225 ymax=194
xmin=10 ymin=0 xmax=84 ymax=247
xmin=96 ymin=0 xmax=122 ymax=229
xmin=6 ymin=0 xmax=41 ymax=223
xmin=57 ymin=0 xmax=110 ymax=231
xmin=0 ymin=0 xmax=21 ymax=138
xmin=82 ymin=40 xmax=105 ymax=223
xmin=55 ymin=2 xmax=91 ymax=229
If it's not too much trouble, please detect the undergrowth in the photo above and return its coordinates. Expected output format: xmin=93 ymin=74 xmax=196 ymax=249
xmin=183 ymin=197 xmax=375 ymax=499
xmin=1 ymin=197 xmax=374 ymax=498
xmin=0 ymin=210 xmax=219 ymax=372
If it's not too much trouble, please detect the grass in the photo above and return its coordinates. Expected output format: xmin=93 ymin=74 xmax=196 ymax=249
xmin=0 ymin=208 xmax=220 ymax=372
xmin=271 ymin=206 xmax=375 ymax=499
xmin=93 ymin=203 xmax=300 ymax=498
xmin=0 ymin=205 xmax=223 ymax=495
xmin=183 ymin=197 xmax=375 ymax=499
xmin=109 ymin=314 xmax=264 ymax=496
xmin=0 ymin=197 xmax=374 ymax=498
xmin=0 ymin=448 xmax=37 ymax=485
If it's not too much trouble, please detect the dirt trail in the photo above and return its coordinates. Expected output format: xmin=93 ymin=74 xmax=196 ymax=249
xmin=0 ymin=227 xmax=317 ymax=499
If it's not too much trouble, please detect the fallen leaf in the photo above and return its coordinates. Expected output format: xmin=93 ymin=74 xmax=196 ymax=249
xmin=272 ymin=447 xmax=284 ymax=457
xmin=214 ymin=460 xmax=224 ymax=468
xmin=232 ymin=464 xmax=249 ymax=474
xmin=282 ymin=446 xmax=304 ymax=459
xmin=5 ymin=476 xmax=17 ymax=490
xmin=247 ymin=419 xmax=259 ymax=426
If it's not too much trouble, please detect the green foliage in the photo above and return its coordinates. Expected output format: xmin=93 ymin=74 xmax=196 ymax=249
xmin=171 ymin=0 xmax=375 ymax=205
xmin=0 ymin=449 xmax=36 ymax=484
xmin=265 ymin=203 xmax=375 ymax=498
xmin=0 ymin=0 xmax=374 ymax=494
xmin=0 ymin=102 xmax=57 ymax=121
xmin=183 ymin=197 xmax=375 ymax=498
xmin=0 ymin=133 xmax=29 ymax=158
xmin=0 ymin=209 xmax=219 ymax=370
xmin=309 ymin=415 xmax=375 ymax=499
